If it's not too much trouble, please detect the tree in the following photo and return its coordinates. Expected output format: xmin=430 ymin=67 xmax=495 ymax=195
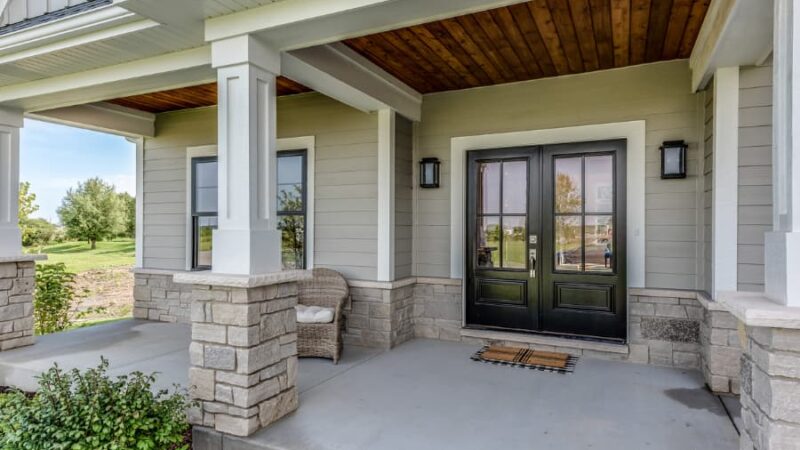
xmin=18 ymin=181 xmax=38 ymax=221
xmin=117 ymin=192 xmax=136 ymax=238
xmin=57 ymin=178 xmax=123 ymax=249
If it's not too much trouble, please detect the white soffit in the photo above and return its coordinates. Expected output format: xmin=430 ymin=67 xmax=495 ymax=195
xmin=690 ymin=0 xmax=773 ymax=91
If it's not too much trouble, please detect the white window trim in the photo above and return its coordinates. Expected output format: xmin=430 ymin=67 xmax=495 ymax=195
xmin=133 ymin=137 xmax=144 ymax=268
xmin=449 ymin=120 xmax=646 ymax=289
xmin=185 ymin=137 xmax=315 ymax=271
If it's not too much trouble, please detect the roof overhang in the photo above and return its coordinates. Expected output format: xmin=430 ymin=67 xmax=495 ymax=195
xmin=689 ymin=0 xmax=774 ymax=91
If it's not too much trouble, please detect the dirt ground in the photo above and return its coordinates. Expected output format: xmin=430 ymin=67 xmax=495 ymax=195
xmin=71 ymin=266 xmax=134 ymax=323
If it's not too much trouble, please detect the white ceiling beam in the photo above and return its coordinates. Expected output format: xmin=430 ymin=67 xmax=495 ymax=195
xmin=690 ymin=0 xmax=774 ymax=91
xmin=0 ymin=46 xmax=213 ymax=112
xmin=206 ymin=0 xmax=530 ymax=51
xmin=283 ymin=43 xmax=421 ymax=121
xmin=28 ymin=102 xmax=155 ymax=137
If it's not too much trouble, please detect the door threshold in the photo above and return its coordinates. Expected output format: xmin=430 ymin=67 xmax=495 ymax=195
xmin=461 ymin=328 xmax=629 ymax=355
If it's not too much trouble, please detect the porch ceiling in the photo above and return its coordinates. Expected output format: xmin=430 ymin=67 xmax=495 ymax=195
xmin=343 ymin=0 xmax=711 ymax=94
xmin=106 ymin=77 xmax=310 ymax=113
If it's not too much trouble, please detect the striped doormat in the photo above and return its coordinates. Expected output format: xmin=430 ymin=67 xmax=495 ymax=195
xmin=471 ymin=345 xmax=578 ymax=374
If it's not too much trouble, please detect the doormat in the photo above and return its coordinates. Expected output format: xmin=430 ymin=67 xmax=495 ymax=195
xmin=471 ymin=345 xmax=578 ymax=374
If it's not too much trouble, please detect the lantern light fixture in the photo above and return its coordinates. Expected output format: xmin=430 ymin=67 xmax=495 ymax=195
xmin=419 ymin=157 xmax=441 ymax=188
xmin=660 ymin=140 xmax=687 ymax=179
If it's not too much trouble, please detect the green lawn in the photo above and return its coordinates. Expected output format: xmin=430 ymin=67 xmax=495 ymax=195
xmin=28 ymin=239 xmax=135 ymax=273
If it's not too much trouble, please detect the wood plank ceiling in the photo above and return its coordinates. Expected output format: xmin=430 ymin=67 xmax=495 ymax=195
xmin=344 ymin=0 xmax=711 ymax=94
xmin=106 ymin=0 xmax=710 ymax=113
xmin=107 ymin=77 xmax=310 ymax=113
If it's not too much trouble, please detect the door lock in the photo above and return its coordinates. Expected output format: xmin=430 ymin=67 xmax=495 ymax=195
xmin=529 ymin=249 xmax=537 ymax=278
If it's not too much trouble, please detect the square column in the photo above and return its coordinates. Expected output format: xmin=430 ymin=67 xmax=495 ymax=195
xmin=767 ymin=0 xmax=800 ymax=307
xmin=211 ymin=35 xmax=282 ymax=275
xmin=0 ymin=109 xmax=23 ymax=257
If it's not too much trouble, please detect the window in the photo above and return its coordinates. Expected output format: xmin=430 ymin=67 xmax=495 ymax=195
xmin=553 ymin=153 xmax=615 ymax=273
xmin=189 ymin=150 xmax=308 ymax=270
xmin=277 ymin=150 xmax=307 ymax=269
xmin=475 ymin=159 xmax=528 ymax=269
xmin=191 ymin=157 xmax=218 ymax=269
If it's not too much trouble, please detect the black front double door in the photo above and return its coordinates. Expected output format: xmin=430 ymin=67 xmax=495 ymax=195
xmin=466 ymin=140 xmax=627 ymax=341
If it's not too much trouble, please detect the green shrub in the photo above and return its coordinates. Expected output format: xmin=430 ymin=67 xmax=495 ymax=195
xmin=33 ymin=263 xmax=77 ymax=335
xmin=21 ymin=218 xmax=57 ymax=247
xmin=0 ymin=359 xmax=192 ymax=450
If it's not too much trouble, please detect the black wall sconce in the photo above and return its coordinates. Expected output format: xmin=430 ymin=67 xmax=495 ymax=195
xmin=660 ymin=140 xmax=687 ymax=179
xmin=419 ymin=157 xmax=441 ymax=188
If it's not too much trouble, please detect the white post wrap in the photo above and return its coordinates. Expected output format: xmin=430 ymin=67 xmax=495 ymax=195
xmin=767 ymin=0 xmax=800 ymax=307
xmin=211 ymin=35 xmax=282 ymax=275
xmin=0 ymin=109 xmax=23 ymax=257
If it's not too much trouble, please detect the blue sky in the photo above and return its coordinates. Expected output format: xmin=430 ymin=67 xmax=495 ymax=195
xmin=20 ymin=119 xmax=135 ymax=223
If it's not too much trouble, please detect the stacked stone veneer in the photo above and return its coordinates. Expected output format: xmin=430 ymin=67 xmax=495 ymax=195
xmin=413 ymin=279 xmax=462 ymax=342
xmin=740 ymin=326 xmax=800 ymax=449
xmin=133 ymin=271 xmax=193 ymax=323
xmin=186 ymin=275 xmax=300 ymax=437
xmin=700 ymin=302 xmax=743 ymax=394
xmin=343 ymin=280 xmax=415 ymax=349
xmin=0 ymin=260 xmax=35 ymax=351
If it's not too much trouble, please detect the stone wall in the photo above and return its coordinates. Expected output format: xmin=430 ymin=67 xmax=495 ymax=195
xmin=700 ymin=303 xmax=743 ymax=394
xmin=0 ymin=260 xmax=35 ymax=351
xmin=740 ymin=326 xmax=800 ymax=449
xmin=628 ymin=290 xmax=704 ymax=369
xmin=133 ymin=271 xmax=192 ymax=323
xmin=413 ymin=279 xmax=462 ymax=341
xmin=183 ymin=273 xmax=301 ymax=438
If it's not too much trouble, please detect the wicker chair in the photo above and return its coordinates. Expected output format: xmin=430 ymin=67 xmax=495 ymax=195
xmin=296 ymin=268 xmax=349 ymax=364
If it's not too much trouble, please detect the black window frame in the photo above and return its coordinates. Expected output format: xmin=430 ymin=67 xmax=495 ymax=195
xmin=277 ymin=149 xmax=308 ymax=270
xmin=191 ymin=156 xmax=218 ymax=270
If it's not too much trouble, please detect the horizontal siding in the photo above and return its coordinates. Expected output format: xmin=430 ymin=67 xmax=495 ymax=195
xmin=416 ymin=60 xmax=704 ymax=290
xmin=395 ymin=115 xmax=414 ymax=279
xmin=141 ymin=96 xmax=379 ymax=280
xmin=737 ymin=63 xmax=773 ymax=292
xmin=704 ymin=79 xmax=713 ymax=295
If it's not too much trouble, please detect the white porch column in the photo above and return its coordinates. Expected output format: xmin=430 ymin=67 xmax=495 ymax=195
xmin=711 ymin=67 xmax=739 ymax=298
xmin=377 ymin=108 xmax=396 ymax=282
xmin=0 ymin=108 xmax=23 ymax=257
xmin=767 ymin=0 xmax=800 ymax=307
xmin=210 ymin=35 xmax=282 ymax=275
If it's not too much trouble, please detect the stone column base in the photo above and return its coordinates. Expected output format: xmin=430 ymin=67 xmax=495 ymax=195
xmin=175 ymin=270 xmax=307 ymax=438
xmin=0 ymin=256 xmax=43 ymax=351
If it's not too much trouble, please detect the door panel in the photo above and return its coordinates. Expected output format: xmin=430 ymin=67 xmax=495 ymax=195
xmin=466 ymin=147 xmax=540 ymax=331
xmin=465 ymin=140 xmax=626 ymax=341
xmin=541 ymin=140 xmax=627 ymax=340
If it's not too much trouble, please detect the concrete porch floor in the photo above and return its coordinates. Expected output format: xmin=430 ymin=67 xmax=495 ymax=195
xmin=0 ymin=320 xmax=740 ymax=449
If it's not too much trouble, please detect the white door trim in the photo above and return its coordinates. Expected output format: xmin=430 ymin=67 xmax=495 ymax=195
xmin=449 ymin=120 xmax=647 ymax=288
xmin=184 ymin=136 xmax=316 ymax=271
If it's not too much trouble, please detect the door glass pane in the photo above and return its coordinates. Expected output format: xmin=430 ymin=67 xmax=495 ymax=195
xmin=502 ymin=160 xmax=527 ymax=214
xmin=555 ymin=216 xmax=582 ymax=271
xmin=585 ymin=215 xmax=614 ymax=272
xmin=194 ymin=160 xmax=218 ymax=214
xmin=478 ymin=162 xmax=500 ymax=214
xmin=502 ymin=216 xmax=526 ymax=269
xmin=555 ymin=157 xmax=582 ymax=213
xmin=585 ymin=155 xmax=614 ymax=213
xmin=279 ymin=215 xmax=305 ymax=269
xmin=477 ymin=216 xmax=501 ymax=268
xmin=195 ymin=216 xmax=217 ymax=268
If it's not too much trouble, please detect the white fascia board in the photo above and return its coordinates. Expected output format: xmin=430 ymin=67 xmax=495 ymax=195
xmin=0 ymin=5 xmax=139 ymax=55
xmin=0 ymin=46 xmax=212 ymax=111
xmin=206 ymin=0 xmax=531 ymax=50
xmin=28 ymin=102 xmax=155 ymax=137
xmin=0 ymin=18 xmax=159 ymax=65
xmin=283 ymin=44 xmax=421 ymax=121
xmin=205 ymin=0 xmax=395 ymax=42
xmin=690 ymin=0 xmax=773 ymax=91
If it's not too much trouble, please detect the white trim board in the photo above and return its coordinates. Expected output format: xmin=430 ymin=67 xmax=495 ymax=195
xmin=377 ymin=109 xmax=395 ymax=281
xmin=183 ymin=136 xmax=316 ymax=271
xmin=449 ymin=120 xmax=647 ymax=289
xmin=132 ymin=136 xmax=144 ymax=268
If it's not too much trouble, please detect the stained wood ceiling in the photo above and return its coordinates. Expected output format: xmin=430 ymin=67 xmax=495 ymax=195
xmin=107 ymin=0 xmax=710 ymax=113
xmin=107 ymin=77 xmax=310 ymax=113
xmin=344 ymin=0 xmax=711 ymax=93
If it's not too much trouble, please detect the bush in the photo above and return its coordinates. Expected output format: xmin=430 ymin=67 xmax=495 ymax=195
xmin=33 ymin=263 xmax=77 ymax=335
xmin=21 ymin=218 xmax=57 ymax=247
xmin=0 ymin=359 xmax=192 ymax=450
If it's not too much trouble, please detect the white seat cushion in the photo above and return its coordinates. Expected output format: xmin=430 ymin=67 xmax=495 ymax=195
xmin=296 ymin=304 xmax=335 ymax=324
